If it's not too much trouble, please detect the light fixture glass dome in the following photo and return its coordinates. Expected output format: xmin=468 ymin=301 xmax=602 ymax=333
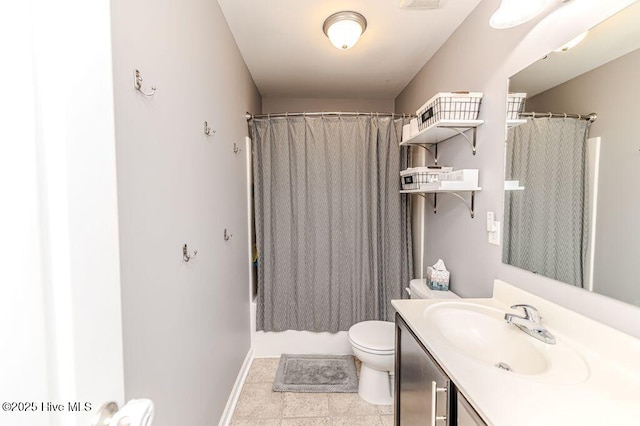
xmin=489 ymin=0 xmax=547 ymax=29
xmin=323 ymin=11 xmax=367 ymax=50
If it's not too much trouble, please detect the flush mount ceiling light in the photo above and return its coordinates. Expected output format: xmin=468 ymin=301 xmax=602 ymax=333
xmin=323 ymin=11 xmax=367 ymax=50
xmin=553 ymin=31 xmax=588 ymax=52
xmin=489 ymin=0 xmax=547 ymax=29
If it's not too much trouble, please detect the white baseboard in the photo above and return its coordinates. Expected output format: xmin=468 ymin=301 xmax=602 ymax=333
xmin=218 ymin=348 xmax=254 ymax=426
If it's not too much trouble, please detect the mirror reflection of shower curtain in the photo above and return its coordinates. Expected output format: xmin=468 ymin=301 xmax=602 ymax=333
xmin=252 ymin=115 xmax=412 ymax=332
xmin=503 ymin=117 xmax=591 ymax=287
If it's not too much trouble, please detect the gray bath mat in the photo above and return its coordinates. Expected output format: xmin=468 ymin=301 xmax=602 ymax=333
xmin=273 ymin=354 xmax=358 ymax=393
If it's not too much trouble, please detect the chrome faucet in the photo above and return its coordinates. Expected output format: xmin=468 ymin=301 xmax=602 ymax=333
xmin=504 ymin=304 xmax=556 ymax=344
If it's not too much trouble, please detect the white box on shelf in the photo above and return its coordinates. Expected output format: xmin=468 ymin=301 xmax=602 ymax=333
xmin=409 ymin=118 xmax=419 ymax=136
xmin=438 ymin=181 xmax=477 ymax=189
xmin=402 ymin=124 xmax=411 ymax=141
xmin=439 ymin=169 xmax=479 ymax=187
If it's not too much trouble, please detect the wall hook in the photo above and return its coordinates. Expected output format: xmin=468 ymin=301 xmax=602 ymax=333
xmin=224 ymin=229 xmax=232 ymax=241
xmin=204 ymin=121 xmax=216 ymax=136
xmin=133 ymin=69 xmax=156 ymax=96
xmin=233 ymin=143 xmax=242 ymax=154
xmin=183 ymin=244 xmax=197 ymax=262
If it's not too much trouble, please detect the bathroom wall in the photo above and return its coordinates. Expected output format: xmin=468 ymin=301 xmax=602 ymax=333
xmin=262 ymin=97 xmax=395 ymax=114
xmin=110 ymin=0 xmax=261 ymax=424
xmin=395 ymin=0 xmax=640 ymax=337
xmin=524 ymin=48 xmax=640 ymax=306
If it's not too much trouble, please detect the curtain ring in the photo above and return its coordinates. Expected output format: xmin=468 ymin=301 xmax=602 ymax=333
xmin=268 ymin=113 xmax=271 ymax=119
xmin=564 ymin=113 xmax=567 ymax=119
xmin=548 ymin=112 xmax=552 ymax=118
xmin=578 ymin=114 xmax=582 ymax=120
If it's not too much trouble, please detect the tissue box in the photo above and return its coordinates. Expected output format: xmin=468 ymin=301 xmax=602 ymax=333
xmin=426 ymin=266 xmax=450 ymax=291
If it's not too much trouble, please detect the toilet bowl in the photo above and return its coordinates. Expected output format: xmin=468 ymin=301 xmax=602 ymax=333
xmin=349 ymin=279 xmax=459 ymax=405
xmin=349 ymin=321 xmax=395 ymax=405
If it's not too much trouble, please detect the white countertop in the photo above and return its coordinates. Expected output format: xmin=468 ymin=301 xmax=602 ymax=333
xmin=392 ymin=280 xmax=640 ymax=426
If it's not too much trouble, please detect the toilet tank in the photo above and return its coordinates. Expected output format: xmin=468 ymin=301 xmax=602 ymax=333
xmin=409 ymin=279 xmax=459 ymax=300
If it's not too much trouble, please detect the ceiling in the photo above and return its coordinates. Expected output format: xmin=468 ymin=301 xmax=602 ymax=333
xmin=217 ymin=0 xmax=483 ymax=99
xmin=510 ymin=1 xmax=640 ymax=96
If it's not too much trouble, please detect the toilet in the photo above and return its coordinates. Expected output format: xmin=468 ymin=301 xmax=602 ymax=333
xmin=348 ymin=279 xmax=459 ymax=405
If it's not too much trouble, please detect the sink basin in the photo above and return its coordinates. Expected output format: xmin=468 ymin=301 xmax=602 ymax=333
xmin=423 ymin=302 xmax=589 ymax=384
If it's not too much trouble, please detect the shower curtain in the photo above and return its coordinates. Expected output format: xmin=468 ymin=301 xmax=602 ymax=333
xmin=503 ymin=117 xmax=591 ymax=287
xmin=252 ymin=115 xmax=412 ymax=332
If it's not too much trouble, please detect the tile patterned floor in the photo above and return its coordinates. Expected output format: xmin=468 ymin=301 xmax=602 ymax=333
xmin=231 ymin=357 xmax=394 ymax=425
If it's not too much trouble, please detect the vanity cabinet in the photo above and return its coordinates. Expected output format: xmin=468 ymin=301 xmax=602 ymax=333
xmin=395 ymin=314 xmax=486 ymax=426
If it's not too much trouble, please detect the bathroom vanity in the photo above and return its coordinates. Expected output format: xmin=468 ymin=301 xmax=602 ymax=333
xmin=392 ymin=280 xmax=640 ymax=425
xmin=396 ymin=314 xmax=485 ymax=425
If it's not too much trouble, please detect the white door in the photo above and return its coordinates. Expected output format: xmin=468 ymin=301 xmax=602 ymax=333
xmin=1 ymin=1 xmax=126 ymax=425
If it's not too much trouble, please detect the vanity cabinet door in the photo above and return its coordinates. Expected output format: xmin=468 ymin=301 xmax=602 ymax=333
xmin=456 ymin=391 xmax=486 ymax=426
xmin=395 ymin=314 xmax=451 ymax=426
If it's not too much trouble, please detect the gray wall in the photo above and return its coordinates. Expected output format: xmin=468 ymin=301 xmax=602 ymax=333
xmin=263 ymin=97 xmax=395 ymax=114
xmin=525 ymin=48 xmax=640 ymax=306
xmin=395 ymin=0 xmax=640 ymax=337
xmin=110 ymin=0 xmax=261 ymax=424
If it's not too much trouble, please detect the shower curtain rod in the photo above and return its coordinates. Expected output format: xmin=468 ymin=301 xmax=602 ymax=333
xmin=519 ymin=112 xmax=597 ymax=122
xmin=245 ymin=111 xmax=413 ymax=120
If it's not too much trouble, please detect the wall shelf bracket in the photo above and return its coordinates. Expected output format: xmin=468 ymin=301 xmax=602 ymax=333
xmin=399 ymin=120 xmax=482 ymax=156
xmin=401 ymin=189 xmax=478 ymax=218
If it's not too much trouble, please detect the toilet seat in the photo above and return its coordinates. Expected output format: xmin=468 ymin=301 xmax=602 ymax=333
xmin=348 ymin=321 xmax=395 ymax=355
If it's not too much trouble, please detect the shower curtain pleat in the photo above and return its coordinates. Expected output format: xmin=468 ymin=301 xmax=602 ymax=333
xmin=503 ymin=117 xmax=590 ymax=287
xmin=252 ymin=115 xmax=412 ymax=332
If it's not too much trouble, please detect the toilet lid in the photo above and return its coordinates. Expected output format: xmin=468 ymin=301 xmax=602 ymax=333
xmin=348 ymin=321 xmax=395 ymax=353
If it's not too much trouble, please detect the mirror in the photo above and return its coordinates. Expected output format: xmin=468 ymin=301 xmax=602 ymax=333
xmin=503 ymin=2 xmax=640 ymax=308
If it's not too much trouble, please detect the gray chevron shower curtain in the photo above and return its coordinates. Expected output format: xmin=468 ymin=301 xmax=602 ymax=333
xmin=503 ymin=117 xmax=591 ymax=287
xmin=252 ymin=115 xmax=412 ymax=332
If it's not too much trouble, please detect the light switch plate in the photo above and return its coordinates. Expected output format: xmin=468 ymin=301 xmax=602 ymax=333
xmin=488 ymin=222 xmax=501 ymax=246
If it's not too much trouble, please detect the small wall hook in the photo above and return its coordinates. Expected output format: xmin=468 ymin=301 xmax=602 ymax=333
xmin=133 ymin=69 xmax=156 ymax=96
xmin=224 ymin=229 xmax=232 ymax=241
xmin=183 ymin=244 xmax=197 ymax=262
xmin=233 ymin=143 xmax=242 ymax=154
xmin=204 ymin=121 xmax=216 ymax=136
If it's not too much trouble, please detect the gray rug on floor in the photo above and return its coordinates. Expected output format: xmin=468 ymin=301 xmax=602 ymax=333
xmin=273 ymin=354 xmax=358 ymax=393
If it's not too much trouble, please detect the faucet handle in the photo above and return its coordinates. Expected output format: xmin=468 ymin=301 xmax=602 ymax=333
xmin=510 ymin=304 xmax=541 ymax=322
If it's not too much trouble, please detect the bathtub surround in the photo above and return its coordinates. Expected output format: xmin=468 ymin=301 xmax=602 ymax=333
xmin=252 ymin=115 xmax=412 ymax=332
xmin=109 ymin=0 xmax=260 ymax=424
